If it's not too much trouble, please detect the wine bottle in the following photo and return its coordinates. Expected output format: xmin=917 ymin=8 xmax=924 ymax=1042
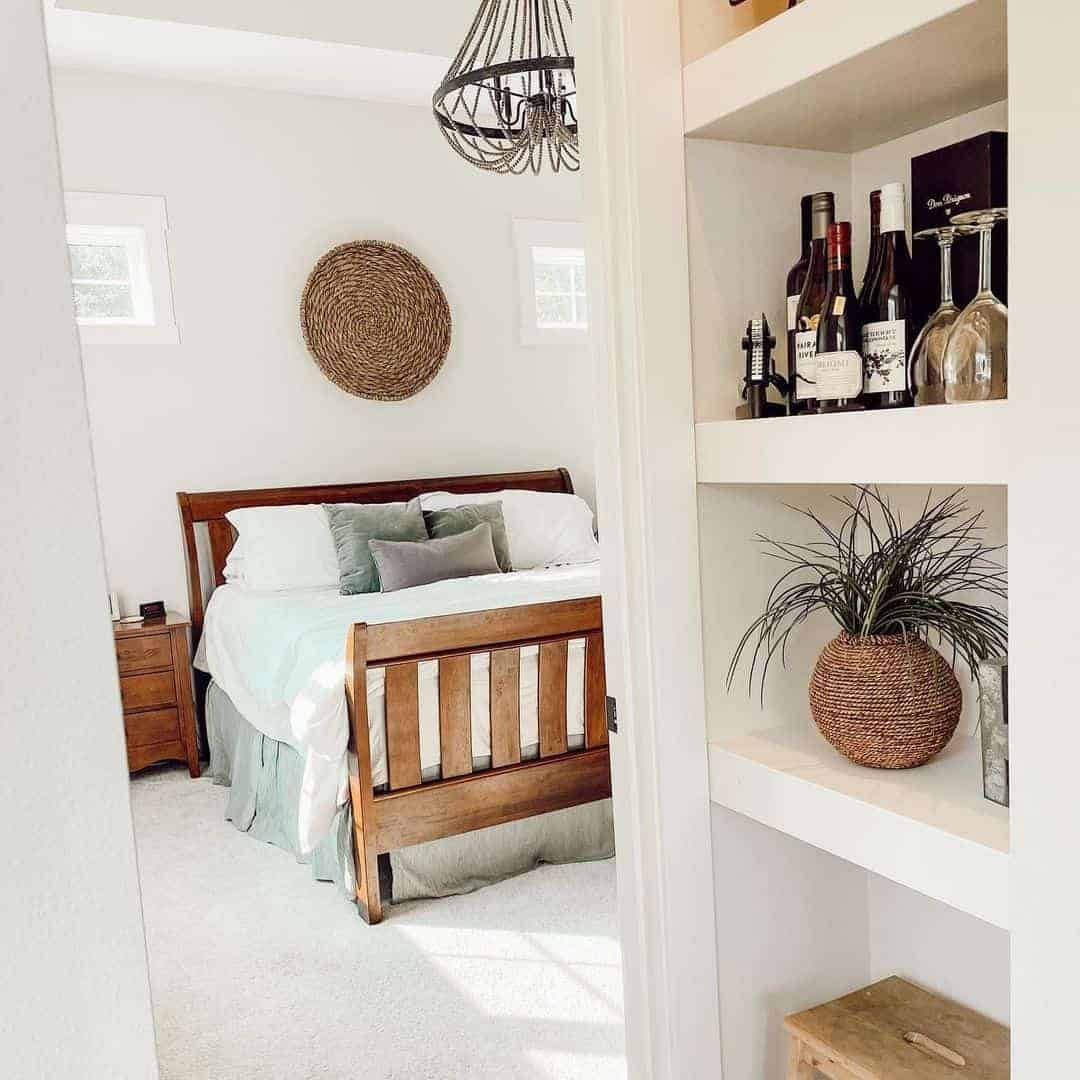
xmin=860 ymin=182 xmax=914 ymax=409
xmin=815 ymin=221 xmax=864 ymax=413
xmin=857 ymin=189 xmax=882 ymax=308
xmin=791 ymin=191 xmax=835 ymax=415
xmin=784 ymin=195 xmax=813 ymax=412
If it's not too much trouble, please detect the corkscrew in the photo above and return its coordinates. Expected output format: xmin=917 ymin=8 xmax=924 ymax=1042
xmin=737 ymin=314 xmax=788 ymax=419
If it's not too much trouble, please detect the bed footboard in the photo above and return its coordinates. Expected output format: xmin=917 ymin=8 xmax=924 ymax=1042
xmin=345 ymin=597 xmax=610 ymax=924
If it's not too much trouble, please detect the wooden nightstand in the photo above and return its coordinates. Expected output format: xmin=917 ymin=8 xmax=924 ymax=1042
xmin=113 ymin=613 xmax=199 ymax=776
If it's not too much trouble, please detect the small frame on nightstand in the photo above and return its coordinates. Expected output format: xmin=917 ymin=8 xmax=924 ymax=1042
xmin=113 ymin=612 xmax=199 ymax=777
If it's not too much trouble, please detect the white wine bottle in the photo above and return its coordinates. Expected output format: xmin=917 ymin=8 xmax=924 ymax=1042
xmin=860 ymin=181 xmax=914 ymax=409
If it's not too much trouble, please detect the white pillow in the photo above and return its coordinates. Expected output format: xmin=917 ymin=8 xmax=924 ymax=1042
xmin=222 ymin=536 xmax=246 ymax=582
xmin=419 ymin=489 xmax=600 ymax=570
xmin=224 ymin=504 xmax=340 ymax=591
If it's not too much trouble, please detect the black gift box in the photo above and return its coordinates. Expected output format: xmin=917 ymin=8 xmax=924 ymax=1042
xmin=910 ymin=132 xmax=1007 ymax=330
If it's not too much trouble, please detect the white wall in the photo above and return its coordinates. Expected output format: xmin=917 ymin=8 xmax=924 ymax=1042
xmin=868 ymin=874 xmax=1010 ymax=1026
xmin=2 ymin=7 xmax=157 ymax=1078
xmin=1008 ymin=2 xmax=1080 ymax=1070
xmin=711 ymin=807 xmax=870 ymax=1079
xmin=51 ymin=69 xmax=593 ymax=617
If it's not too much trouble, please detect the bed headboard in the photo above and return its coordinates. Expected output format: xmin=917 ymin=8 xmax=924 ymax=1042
xmin=177 ymin=468 xmax=574 ymax=643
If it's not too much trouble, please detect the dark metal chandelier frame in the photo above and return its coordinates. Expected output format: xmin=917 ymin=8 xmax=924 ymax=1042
xmin=433 ymin=0 xmax=579 ymax=175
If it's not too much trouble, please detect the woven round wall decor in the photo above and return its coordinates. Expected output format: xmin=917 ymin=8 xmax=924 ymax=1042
xmin=300 ymin=240 xmax=451 ymax=401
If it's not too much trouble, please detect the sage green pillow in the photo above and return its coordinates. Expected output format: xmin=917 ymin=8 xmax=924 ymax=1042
xmin=323 ymin=500 xmax=427 ymax=595
xmin=423 ymin=501 xmax=511 ymax=572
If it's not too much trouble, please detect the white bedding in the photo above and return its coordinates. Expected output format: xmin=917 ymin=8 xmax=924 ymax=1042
xmin=195 ymin=564 xmax=603 ymax=852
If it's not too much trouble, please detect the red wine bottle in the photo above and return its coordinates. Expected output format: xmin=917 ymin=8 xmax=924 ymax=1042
xmin=784 ymin=195 xmax=813 ymax=413
xmin=860 ymin=181 xmax=914 ymax=409
xmin=790 ymin=191 xmax=835 ymax=415
xmin=857 ymin=189 xmax=882 ymax=308
xmin=815 ymin=222 xmax=864 ymax=413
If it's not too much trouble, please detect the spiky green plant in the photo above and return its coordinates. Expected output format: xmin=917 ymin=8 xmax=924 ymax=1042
xmin=728 ymin=486 xmax=1008 ymax=702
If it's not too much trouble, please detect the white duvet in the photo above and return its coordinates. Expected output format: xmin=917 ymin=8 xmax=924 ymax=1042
xmin=196 ymin=564 xmax=603 ymax=852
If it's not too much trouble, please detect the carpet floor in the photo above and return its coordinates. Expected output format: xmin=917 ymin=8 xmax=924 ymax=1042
xmin=131 ymin=766 xmax=626 ymax=1080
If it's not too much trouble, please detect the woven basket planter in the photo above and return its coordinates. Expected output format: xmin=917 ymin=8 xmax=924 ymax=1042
xmin=809 ymin=632 xmax=962 ymax=769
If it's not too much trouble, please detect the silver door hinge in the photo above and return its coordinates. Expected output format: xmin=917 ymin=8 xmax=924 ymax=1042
xmin=606 ymin=695 xmax=618 ymax=734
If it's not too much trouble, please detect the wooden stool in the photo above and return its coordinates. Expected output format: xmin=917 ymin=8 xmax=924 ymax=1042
xmin=784 ymin=976 xmax=1009 ymax=1079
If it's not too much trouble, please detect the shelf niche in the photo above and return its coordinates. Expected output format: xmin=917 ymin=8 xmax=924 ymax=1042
xmin=679 ymin=9 xmax=1013 ymax=1075
xmin=686 ymin=99 xmax=1008 ymax=428
xmin=701 ymin=483 xmax=1010 ymax=1076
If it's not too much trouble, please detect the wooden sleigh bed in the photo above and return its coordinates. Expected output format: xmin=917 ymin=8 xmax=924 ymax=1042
xmin=178 ymin=469 xmax=611 ymax=924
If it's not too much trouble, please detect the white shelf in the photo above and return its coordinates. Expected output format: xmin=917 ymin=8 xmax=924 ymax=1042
xmin=709 ymin=724 xmax=1009 ymax=928
xmin=695 ymin=399 xmax=1009 ymax=486
xmin=683 ymin=0 xmax=1006 ymax=152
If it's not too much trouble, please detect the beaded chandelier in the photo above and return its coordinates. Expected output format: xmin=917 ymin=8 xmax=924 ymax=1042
xmin=434 ymin=0 xmax=578 ymax=175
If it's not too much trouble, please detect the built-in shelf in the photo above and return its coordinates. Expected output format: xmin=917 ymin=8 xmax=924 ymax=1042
xmin=683 ymin=0 xmax=1006 ymax=152
xmin=709 ymin=724 xmax=1009 ymax=928
xmin=695 ymin=399 xmax=1009 ymax=486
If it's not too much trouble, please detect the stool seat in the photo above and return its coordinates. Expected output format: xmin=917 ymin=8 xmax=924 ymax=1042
xmin=783 ymin=976 xmax=1009 ymax=1079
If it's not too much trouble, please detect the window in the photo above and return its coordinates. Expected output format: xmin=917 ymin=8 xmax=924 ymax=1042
xmin=64 ymin=192 xmax=179 ymax=345
xmin=514 ymin=219 xmax=589 ymax=345
xmin=68 ymin=226 xmax=153 ymax=325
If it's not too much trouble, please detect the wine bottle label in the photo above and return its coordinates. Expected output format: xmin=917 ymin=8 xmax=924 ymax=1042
xmin=862 ymin=319 xmax=909 ymax=393
xmin=815 ymin=351 xmax=863 ymax=401
xmin=832 ymin=295 xmax=847 ymax=316
xmin=794 ymin=329 xmax=817 ymax=400
xmin=787 ymin=294 xmax=799 ymax=332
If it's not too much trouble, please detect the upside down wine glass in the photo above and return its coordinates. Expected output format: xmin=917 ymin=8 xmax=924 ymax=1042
xmin=943 ymin=208 xmax=1008 ymax=403
xmin=908 ymin=224 xmax=975 ymax=405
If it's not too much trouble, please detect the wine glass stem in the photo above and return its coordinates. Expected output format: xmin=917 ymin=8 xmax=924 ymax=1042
xmin=939 ymin=236 xmax=955 ymax=307
xmin=977 ymin=224 xmax=994 ymax=298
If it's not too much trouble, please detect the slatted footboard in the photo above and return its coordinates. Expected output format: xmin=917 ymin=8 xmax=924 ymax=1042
xmin=345 ymin=597 xmax=610 ymax=924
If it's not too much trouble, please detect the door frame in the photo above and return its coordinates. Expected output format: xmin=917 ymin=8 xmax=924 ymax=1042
xmin=578 ymin=2 xmax=724 ymax=1076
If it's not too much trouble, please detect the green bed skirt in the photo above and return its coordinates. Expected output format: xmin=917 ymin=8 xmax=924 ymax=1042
xmin=204 ymin=681 xmax=615 ymax=906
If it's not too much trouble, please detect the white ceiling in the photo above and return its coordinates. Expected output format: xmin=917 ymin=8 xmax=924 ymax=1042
xmin=44 ymin=0 xmax=481 ymax=105
xmin=53 ymin=0 xmax=474 ymax=57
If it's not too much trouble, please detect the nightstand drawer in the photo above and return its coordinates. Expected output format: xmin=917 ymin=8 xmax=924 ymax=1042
xmin=124 ymin=706 xmax=181 ymax=747
xmin=116 ymin=632 xmax=173 ymax=674
xmin=120 ymin=670 xmax=177 ymax=712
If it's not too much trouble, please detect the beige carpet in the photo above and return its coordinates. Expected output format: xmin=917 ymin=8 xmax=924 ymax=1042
xmin=131 ymin=767 xmax=626 ymax=1079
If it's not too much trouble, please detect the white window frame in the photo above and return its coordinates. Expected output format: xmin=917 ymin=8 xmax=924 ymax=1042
xmin=513 ymin=218 xmax=589 ymax=346
xmin=64 ymin=191 xmax=179 ymax=345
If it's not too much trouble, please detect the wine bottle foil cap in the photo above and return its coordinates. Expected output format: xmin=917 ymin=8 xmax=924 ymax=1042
xmin=810 ymin=191 xmax=835 ymax=240
xmin=880 ymin=181 xmax=906 ymax=233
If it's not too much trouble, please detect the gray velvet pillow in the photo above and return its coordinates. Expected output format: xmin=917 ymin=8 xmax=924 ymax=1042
xmin=323 ymin=500 xmax=427 ymax=595
xmin=423 ymin=501 xmax=511 ymax=572
xmin=368 ymin=523 xmax=500 ymax=593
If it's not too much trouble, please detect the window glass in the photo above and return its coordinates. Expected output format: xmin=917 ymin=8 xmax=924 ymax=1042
xmin=531 ymin=245 xmax=588 ymax=330
xmin=65 ymin=225 xmax=154 ymax=326
xmin=69 ymin=241 xmax=136 ymax=320
xmin=513 ymin=219 xmax=588 ymax=345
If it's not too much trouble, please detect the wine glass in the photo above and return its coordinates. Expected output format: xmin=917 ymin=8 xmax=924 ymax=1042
xmin=908 ymin=224 xmax=975 ymax=405
xmin=942 ymin=208 xmax=1008 ymax=403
